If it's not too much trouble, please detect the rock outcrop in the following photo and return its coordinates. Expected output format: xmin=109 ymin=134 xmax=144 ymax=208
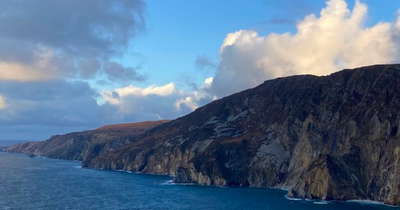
xmin=7 ymin=120 xmax=170 ymax=161
xmin=82 ymin=64 xmax=400 ymax=205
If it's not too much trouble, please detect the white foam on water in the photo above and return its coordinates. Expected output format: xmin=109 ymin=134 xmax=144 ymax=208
xmin=160 ymin=180 xmax=197 ymax=186
xmin=313 ymin=201 xmax=329 ymax=205
xmin=160 ymin=180 xmax=175 ymax=185
xmin=74 ymin=166 xmax=81 ymax=169
xmin=347 ymin=199 xmax=383 ymax=205
xmin=115 ymin=169 xmax=134 ymax=174
xmin=284 ymin=195 xmax=331 ymax=205
xmin=283 ymin=195 xmax=302 ymax=201
xmin=284 ymin=196 xmax=396 ymax=208
xmin=346 ymin=200 xmax=397 ymax=207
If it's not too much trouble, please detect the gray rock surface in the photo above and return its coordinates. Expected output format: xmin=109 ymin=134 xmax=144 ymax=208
xmin=84 ymin=64 xmax=400 ymax=205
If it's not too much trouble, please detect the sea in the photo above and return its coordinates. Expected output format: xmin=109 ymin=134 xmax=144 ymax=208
xmin=0 ymin=152 xmax=397 ymax=210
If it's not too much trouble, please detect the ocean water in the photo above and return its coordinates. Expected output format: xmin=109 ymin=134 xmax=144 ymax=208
xmin=0 ymin=152 xmax=395 ymax=210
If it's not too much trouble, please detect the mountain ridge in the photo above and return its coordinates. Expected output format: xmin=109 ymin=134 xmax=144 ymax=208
xmin=7 ymin=120 xmax=170 ymax=160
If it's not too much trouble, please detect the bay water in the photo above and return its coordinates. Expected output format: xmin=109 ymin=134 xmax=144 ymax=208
xmin=0 ymin=152 xmax=395 ymax=209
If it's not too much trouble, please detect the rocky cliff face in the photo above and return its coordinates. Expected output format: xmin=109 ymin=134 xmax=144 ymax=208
xmin=7 ymin=120 xmax=169 ymax=161
xmin=82 ymin=64 xmax=400 ymax=205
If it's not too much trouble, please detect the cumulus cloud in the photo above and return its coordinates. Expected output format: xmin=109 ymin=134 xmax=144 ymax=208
xmin=0 ymin=0 xmax=146 ymax=82
xmin=102 ymin=83 xmax=181 ymax=120
xmin=174 ymin=77 xmax=215 ymax=111
xmin=210 ymin=0 xmax=400 ymax=97
xmin=102 ymin=78 xmax=215 ymax=120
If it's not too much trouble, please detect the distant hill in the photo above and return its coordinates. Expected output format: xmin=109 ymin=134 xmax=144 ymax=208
xmin=96 ymin=120 xmax=171 ymax=133
xmin=7 ymin=120 xmax=170 ymax=160
xmin=0 ymin=140 xmax=36 ymax=147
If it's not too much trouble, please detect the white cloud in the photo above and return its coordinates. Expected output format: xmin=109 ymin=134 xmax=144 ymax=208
xmin=102 ymin=78 xmax=215 ymax=120
xmin=210 ymin=0 xmax=400 ymax=97
xmin=174 ymin=77 xmax=216 ymax=111
xmin=102 ymin=83 xmax=177 ymax=106
xmin=202 ymin=77 xmax=214 ymax=89
xmin=102 ymin=83 xmax=185 ymax=118
xmin=174 ymin=97 xmax=198 ymax=111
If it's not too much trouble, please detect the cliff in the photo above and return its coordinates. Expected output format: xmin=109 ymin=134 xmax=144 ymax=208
xmin=82 ymin=64 xmax=400 ymax=205
xmin=7 ymin=120 xmax=170 ymax=161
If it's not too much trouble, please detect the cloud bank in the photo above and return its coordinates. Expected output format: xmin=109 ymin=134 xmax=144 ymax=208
xmin=101 ymin=78 xmax=214 ymax=121
xmin=0 ymin=0 xmax=149 ymax=139
xmin=209 ymin=0 xmax=400 ymax=97
xmin=0 ymin=0 xmax=146 ymax=83
xmin=0 ymin=80 xmax=100 ymax=126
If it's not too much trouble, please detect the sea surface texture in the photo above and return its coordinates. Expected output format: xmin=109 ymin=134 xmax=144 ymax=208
xmin=0 ymin=152 xmax=393 ymax=210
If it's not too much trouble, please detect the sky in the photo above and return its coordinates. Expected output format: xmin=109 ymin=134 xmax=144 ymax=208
xmin=0 ymin=0 xmax=400 ymax=140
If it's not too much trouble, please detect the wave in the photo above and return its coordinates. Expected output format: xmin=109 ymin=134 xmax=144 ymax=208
xmin=115 ymin=169 xmax=134 ymax=174
xmin=313 ymin=201 xmax=329 ymax=205
xmin=160 ymin=180 xmax=197 ymax=186
xmin=284 ymin=195 xmax=397 ymax=207
xmin=284 ymin=195 xmax=331 ymax=205
xmin=283 ymin=195 xmax=302 ymax=201
xmin=347 ymin=199 xmax=383 ymax=205
xmin=346 ymin=200 xmax=397 ymax=208
xmin=160 ymin=180 xmax=175 ymax=185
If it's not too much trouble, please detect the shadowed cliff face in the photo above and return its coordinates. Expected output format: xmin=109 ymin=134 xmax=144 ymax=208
xmin=82 ymin=64 xmax=400 ymax=205
xmin=7 ymin=120 xmax=170 ymax=161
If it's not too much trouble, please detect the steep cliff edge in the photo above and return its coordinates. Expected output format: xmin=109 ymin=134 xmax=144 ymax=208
xmin=83 ymin=64 xmax=400 ymax=205
xmin=7 ymin=120 xmax=170 ymax=161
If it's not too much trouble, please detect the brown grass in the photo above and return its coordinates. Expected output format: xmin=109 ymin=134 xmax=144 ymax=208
xmin=95 ymin=120 xmax=170 ymax=132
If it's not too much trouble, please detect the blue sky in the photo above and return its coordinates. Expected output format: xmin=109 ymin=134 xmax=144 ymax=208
xmin=121 ymin=0 xmax=400 ymax=89
xmin=0 ymin=0 xmax=400 ymax=140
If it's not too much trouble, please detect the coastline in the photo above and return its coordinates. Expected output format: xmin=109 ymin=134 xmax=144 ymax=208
xmin=4 ymin=151 xmax=399 ymax=208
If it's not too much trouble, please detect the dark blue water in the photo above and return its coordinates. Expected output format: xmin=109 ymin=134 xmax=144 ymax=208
xmin=0 ymin=152 xmax=396 ymax=210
